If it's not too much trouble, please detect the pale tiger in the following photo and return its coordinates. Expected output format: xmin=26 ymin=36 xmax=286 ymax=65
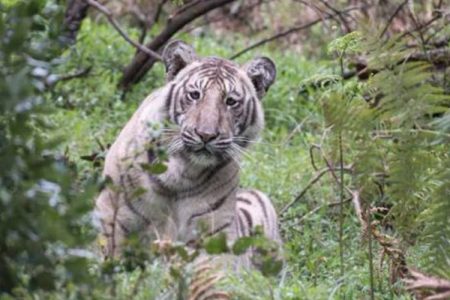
xmin=94 ymin=40 xmax=282 ymax=298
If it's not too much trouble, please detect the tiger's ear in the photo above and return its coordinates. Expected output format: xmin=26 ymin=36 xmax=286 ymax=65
xmin=162 ymin=40 xmax=198 ymax=82
xmin=243 ymin=57 xmax=276 ymax=99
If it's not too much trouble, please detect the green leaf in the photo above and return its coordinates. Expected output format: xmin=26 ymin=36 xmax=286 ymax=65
xmin=232 ymin=236 xmax=255 ymax=255
xmin=131 ymin=187 xmax=147 ymax=199
xmin=140 ymin=162 xmax=168 ymax=174
xmin=261 ymin=258 xmax=283 ymax=277
xmin=328 ymin=31 xmax=363 ymax=56
xmin=203 ymin=232 xmax=228 ymax=254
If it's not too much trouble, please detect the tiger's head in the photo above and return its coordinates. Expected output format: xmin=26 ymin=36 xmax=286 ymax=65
xmin=162 ymin=40 xmax=276 ymax=166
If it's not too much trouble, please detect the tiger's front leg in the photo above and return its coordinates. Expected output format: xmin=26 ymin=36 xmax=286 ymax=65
xmin=94 ymin=182 xmax=170 ymax=259
xmin=95 ymin=188 xmax=133 ymax=258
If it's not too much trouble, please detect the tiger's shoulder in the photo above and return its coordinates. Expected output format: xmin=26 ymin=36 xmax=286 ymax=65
xmin=102 ymin=86 xmax=170 ymax=178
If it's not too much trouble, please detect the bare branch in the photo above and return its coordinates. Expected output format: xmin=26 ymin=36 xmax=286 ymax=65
xmin=63 ymin=0 xmax=89 ymax=44
xmin=230 ymin=5 xmax=367 ymax=60
xmin=280 ymin=166 xmax=353 ymax=215
xmin=46 ymin=67 xmax=92 ymax=88
xmin=183 ymin=0 xmax=269 ymax=34
xmin=120 ymin=0 xmax=236 ymax=89
xmin=294 ymin=0 xmax=335 ymax=32
xmin=405 ymin=269 xmax=450 ymax=300
xmin=316 ymin=0 xmax=352 ymax=33
xmin=349 ymin=189 xmax=409 ymax=283
xmin=350 ymin=190 xmax=366 ymax=228
xmin=84 ymin=0 xmax=163 ymax=61
xmin=136 ymin=0 xmax=169 ymax=45
xmin=398 ymin=13 xmax=443 ymax=41
xmin=282 ymin=198 xmax=351 ymax=223
xmin=379 ymin=0 xmax=409 ymax=38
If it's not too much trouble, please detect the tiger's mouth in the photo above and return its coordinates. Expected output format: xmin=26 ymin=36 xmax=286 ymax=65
xmin=185 ymin=143 xmax=224 ymax=157
xmin=181 ymin=141 xmax=234 ymax=166
xmin=184 ymin=145 xmax=224 ymax=166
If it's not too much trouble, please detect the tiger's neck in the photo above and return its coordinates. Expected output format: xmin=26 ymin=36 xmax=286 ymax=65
xmin=159 ymin=153 xmax=241 ymax=194
xmin=155 ymin=153 xmax=240 ymax=242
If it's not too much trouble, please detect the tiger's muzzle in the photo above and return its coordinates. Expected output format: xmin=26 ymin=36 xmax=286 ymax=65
xmin=181 ymin=128 xmax=232 ymax=157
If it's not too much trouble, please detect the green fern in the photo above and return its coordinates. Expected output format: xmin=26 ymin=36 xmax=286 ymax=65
xmin=310 ymin=29 xmax=450 ymax=284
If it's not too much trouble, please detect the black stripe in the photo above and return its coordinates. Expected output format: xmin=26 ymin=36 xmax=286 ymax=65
xmin=250 ymin=190 xmax=268 ymax=219
xmin=187 ymin=195 xmax=228 ymax=225
xmin=240 ymin=207 xmax=253 ymax=229
xmin=147 ymin=149 xmax=156 ymax=163
xmin=164 ymin=83 xmax=175 ymax=113
xmin=124 ymin=198 xmax=152 ymax=225
xmin=235 ymin=139 xmax=249 ymax=148
xmin=148 ymin=175 xmax=172 ymax=196
xmin=122 ymin=176 xmax=153 ymax=225
xmin=204 ymin=294 xmax=230 ymax=300
xmin=222 ymin=64 xmax=238 ymax=75
xmin=116 ymin=219 xmax=131 ymax=234
xmin=191 ymin=279 xmax=214 ymax=300
xmin=206 ymin=219 xmax=232 ymax=237
xmin=237 ymin=196 xmax=252 ymax=205
xmin=249 ymin=97 xmax=258 ymax=127
xmin=100 ymin=219 xmax=110 ymax=234
xmin=176 ymin=161 xmax=230 ymax=197
xmin=237 ymin=210 xmax=247 ymax=236
xmin=186 ymin=219 xmax=233 ymax=246
xmin=242 ymin=97 xmax=252 ymax=133
xmin=234 ymin=212 xmax=243 ymax=238
xmin=180 ymin=162 xmax=212 ymax=179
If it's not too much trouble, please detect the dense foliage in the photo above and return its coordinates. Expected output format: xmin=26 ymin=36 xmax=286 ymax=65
xmin=0 ymin=0 xmax=97 ymax=294
xmin=1 ymin=0 xmax=449 ymax=299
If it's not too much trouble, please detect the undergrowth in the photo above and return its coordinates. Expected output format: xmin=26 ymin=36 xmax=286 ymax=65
xmin=2 ymin=2 xmax=448 ymax=299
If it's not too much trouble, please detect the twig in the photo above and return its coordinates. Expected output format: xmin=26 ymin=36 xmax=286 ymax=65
xmin=373 ymin=128 xmax=450 ymax=139
xmin=283 ymin=117 xmax=309 ymax=145
xmin=136 ymin=0 xmax=169 ymax=45
xmin=350 ymin=190 xmax=366 ymax=232
xmin=317 ymin=0 xmax=352 ymax=33
xmin=407 ymin=3 xmax=430 ymax=61
xmin=230 ymin=5 xmax=366 ymax=60
xmin=110 ymin=203 xmax=118 ymax=260
xmin=338 ymin=133 xmax=345 ymax=278
xmin=84 ymin=0 xmax=163 ymax=61
xmin=405 ymin=269 xmax=450 ymax=300
xmin=397 ymin=14 xmax=442 ymax=41
xmin=45 ymin=66 xmax=92 ymax=87
xmin=379 ymin=0 xmax=408 ymax=38
xmin=294 ymin=0 xmax=334 ymax=33
xmin=280 ymin=166 xmax=352 ymax=215
xmin=183 ymin=0 xmax=268 ymax=34
xmin=367 ymin=203 xmax=375 ymax=300
xmin=308 ymin=144 xmax=321 ymax=171
xmin=350 ymin=189 xmax=409 ymax=283
xmin=282 ymin=198 xmax=351 ymax=222
xmin=129 ymin=268 xmax=146 ymax=298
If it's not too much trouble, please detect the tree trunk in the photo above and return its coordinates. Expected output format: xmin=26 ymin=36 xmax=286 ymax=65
xmin=63 ymin=0 xmax=89 ymax=44
xmin=119 ymin=0 xmax=236 ymax=90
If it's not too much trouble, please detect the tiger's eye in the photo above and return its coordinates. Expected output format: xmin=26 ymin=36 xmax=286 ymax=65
xmin=189 ymin=91 xmax=200 ymax=100
xmin=226 ymin=97 xmax=237 ymax=106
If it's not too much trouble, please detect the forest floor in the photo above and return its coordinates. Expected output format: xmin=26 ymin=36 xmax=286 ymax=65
xmin=47 ymin=20 xmax=421 ymax=299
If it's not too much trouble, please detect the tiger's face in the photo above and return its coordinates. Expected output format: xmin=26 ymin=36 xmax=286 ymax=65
xmin=162 ymin=41 xmax=276 ymax=166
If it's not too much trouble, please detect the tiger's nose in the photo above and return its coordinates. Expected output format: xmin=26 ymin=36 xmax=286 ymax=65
xmin=195 ymin=128 xmax=219 ymax=143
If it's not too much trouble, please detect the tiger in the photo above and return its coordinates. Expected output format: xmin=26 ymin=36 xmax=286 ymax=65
xmin=94 ymin=40 xmax=282 ymax=290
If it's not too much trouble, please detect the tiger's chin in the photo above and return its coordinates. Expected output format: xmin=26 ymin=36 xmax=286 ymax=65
xmin=183 ymin=147 xmax=231 ymax=167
